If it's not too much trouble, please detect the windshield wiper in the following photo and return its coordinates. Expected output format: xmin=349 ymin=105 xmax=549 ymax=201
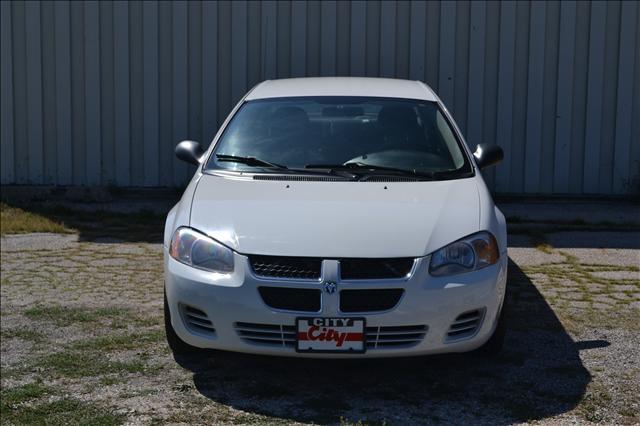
xmin=216 ymin=154 xmax=289 ymax=170
xmin=305 ymin=162 xmax=428 ymax=177
xmin=215 ymin=154 xmax=354 ymax=179
xmin=305 ymin=162 xmax=467 ymax=180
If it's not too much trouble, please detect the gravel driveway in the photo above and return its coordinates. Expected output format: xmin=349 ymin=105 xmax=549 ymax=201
xmin=1 ymin=230 xmax=638 ymax=425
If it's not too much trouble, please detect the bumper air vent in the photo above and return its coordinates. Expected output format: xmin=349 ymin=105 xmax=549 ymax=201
xmin=181 ymin=305 xmax=216 ymax=335
xmin=446 ymin=309 xmax=485 ymax=341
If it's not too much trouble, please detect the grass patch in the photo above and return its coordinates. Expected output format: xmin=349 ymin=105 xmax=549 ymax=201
xmin=71 ymin=330 xmax=164 ymax=352
xmin=39 ymin=350 xmax=147 ymax=378
xmin=1 ymin=382 xmax=51 ymax=406
xmin=1 ymin=398 xmax=124 ymax=426
xmin=0 ymin=203 xmax=73 ymax=235
xmin=0 ymin=328 xmax=45 ymax=342
xmin=24 ymin=305 xmax=127 ymax=327
xmin=0 ymin=201 xmax=165 ymax=242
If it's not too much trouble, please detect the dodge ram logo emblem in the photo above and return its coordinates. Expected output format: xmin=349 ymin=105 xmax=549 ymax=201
xmin=323 ymin=282 xmax=337 ymax=294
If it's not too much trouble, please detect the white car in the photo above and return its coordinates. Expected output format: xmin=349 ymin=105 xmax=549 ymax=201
xmin=164 ymin=77 xmax=507 ymax=358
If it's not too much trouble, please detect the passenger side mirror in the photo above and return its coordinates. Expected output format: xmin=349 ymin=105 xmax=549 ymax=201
xmin=175 ymin=141 xmax=205 ymax=166
xmin=473 ymin=143 xmax=504 ymax=170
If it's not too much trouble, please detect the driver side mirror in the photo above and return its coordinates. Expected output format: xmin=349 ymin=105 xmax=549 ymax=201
xmin=473 ymin=143 xmax=504 ymax=170
xmin=175 ymin=140 xmax=205 ymax=166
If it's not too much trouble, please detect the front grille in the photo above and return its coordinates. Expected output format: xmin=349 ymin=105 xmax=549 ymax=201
xmin=446 ymin=309 xmax=485 ymax=341
xmin=366 ymin=325 xmax=427 ymax=348
xmin=249 ymin=255 xmax=322 ymax=280
xmin=258 ymin=287 xmax=321 ymax=312
xmin=237 ymin=322 xmax=427 ymax=350
xmin=340 ymin=289 xmax=404 ymax=313
xmin=340 ymin=258 xmax=414 ymax=280
xmin=181 ymin=305 xmax=216 ymax=335
xmin=235 ymin=322 xmax=296 ymax=347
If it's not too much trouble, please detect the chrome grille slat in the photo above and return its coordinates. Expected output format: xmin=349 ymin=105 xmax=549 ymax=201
xmin=235 ymin=322 xmax=427 ymax=350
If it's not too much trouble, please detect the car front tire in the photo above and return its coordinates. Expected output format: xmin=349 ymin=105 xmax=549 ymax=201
xmin=474 ymin=293 xmax=508 ymax=356
xmin=164 ymin=290 xmax=200 ymax=355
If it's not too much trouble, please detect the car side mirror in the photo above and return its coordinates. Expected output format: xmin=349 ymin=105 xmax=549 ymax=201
xmin=473 ymin=143 xmax=504 ymax=170
xmin=175 ymin=141 xmax=205 ymax=166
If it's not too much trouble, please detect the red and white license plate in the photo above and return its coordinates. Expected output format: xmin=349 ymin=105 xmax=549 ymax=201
xmin=296 ymin=317 xmax=366 ymax=353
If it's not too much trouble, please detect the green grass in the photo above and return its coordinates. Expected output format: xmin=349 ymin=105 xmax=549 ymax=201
xmin=0 ymin=201 xmax=166 ymax=241
xmin=24 ymin=305 xmax=128 ymax=327
xmin=39 ymin=350 xmax=147 ymax=378
xmin=0 ymin=202 xmax=73 ymax=235
xmin=0 ymin=328 xmax=45 ymax=342
xmin=70 ymin=330 xmax=164 ymax=352
xmin=1 ymin=382 xmax=51 ymax=406
xmin=1 ymin=397 xmax=124 ymax=426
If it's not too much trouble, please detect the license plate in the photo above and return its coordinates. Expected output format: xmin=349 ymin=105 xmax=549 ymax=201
xmin=296 ymin=317 xmax=366 ymax=353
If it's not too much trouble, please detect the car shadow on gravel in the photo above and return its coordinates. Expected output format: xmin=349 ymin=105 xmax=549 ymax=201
xmin=176 ymin=259 xmax=592 ymax=424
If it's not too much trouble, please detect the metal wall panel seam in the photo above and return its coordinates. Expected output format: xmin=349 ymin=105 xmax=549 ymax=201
xmin=143 ymin=1 xmax=159 ymax=186
xmin=25 ymin=1 xmax=44 ymax=184
xmin=261 ymin=1 xmax=277 ymax=79
xmin=379 ymin=0 xmax=396 ymax=78
xmin=409 ymin=1 xmax=426 ymax=81
xmin=231 ymin=1 xmax=248 ymax=105
xmin=0 ymin=1 xmax=15 ymax=183
xmin=321 ymin=0 xmax=337 ymax=76
xmin=172 ymin=0 xmax=188 ymax=186
xmin=612 ymin=0 xmax=637 ymax=194
xmin=466 ymin=1 xmax=486 ymax=150
xmin=438 ymin=0 xmax=456 ymax=110
xmin=524 ymin=1 xmax=546 ymax=193
xmin=494 ymin=1 xmax=516 ymax=193
xmin=113 ymin=1 xmax=130 ymax=186
xmin=349 ymin=0 xmax=366 ymax=76
xmin=291 ymin=0 xmax=307 ymax=77
xmin=553 ymin=0 xmax=576 ymax=193
xmin=41 ymin=1 xmax=57 ymax=184
xmin=582 ymin=0 xmax=607 ymax=193
xmin=202 ymin=1 xmax=218 ymax=143
xmin=54 ymin=1 xmax=73 ymax=185
xmin=83 ymin=1 xmax=101 ymax=185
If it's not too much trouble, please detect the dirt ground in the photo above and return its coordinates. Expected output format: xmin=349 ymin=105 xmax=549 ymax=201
xmin=1 ymin=228 xmax=639 ymax=425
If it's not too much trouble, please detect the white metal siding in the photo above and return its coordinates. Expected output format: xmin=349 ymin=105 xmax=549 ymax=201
xmin=0 ymin=0 xmax=638 ymax=194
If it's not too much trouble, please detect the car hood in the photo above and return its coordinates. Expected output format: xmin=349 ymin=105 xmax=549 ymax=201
xmin=190 ymin=174 xmax=481 ymax=258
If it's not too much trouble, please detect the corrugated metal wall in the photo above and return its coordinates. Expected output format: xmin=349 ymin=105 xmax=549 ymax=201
xmin=1 ymin=0 xmax=639 ymax=194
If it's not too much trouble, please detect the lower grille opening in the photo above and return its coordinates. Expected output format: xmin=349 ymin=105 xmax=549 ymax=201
xmin=446 ymin=309 xmax=485 ymax=341
xmin=181 ymin=305 xmax=216 ymax=335
xmin=258 ymin=287 xmax=321 ymax=312
xmin=366 ymin=325 xmax=427 ymax=349
xmin=340 ymin=289 xmax=404 ymax=313
xmin=235 ymin=322 xmax=296 ymax=347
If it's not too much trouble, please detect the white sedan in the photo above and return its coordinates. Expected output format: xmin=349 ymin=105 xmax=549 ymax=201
xmin=164 ymin=77 xmax=508 ymax=358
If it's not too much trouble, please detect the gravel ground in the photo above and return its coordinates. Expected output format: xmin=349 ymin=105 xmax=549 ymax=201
xmin=1 ymin=231 xmax=639 ymax=425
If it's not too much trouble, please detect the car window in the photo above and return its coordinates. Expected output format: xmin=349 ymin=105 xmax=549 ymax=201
xmin=205 ymin=96 xmax=472 ymax=176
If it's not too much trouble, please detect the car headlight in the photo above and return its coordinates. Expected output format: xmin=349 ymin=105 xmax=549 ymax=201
xmin=429 ymin=231 xmax=499 ymax=276
xmin=169 ymin=227 xmax=234 ymax=274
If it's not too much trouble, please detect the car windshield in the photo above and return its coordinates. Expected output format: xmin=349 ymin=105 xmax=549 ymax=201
xmin=205 ymin=96 xmax=472 ymax=178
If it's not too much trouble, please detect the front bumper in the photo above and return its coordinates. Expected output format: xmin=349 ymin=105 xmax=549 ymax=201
xmin=164 ymin=250 xmax=508 ymax=358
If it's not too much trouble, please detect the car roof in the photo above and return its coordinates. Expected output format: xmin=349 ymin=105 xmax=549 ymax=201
xmin=245 ymin=77 xmax=438 ymax=102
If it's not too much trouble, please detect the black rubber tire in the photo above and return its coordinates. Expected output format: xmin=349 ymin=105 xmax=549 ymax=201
xmin=164 ymin=291 xmax=200 ymax=355
xmin=474 ymin=293 xmax=509 ymax=357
